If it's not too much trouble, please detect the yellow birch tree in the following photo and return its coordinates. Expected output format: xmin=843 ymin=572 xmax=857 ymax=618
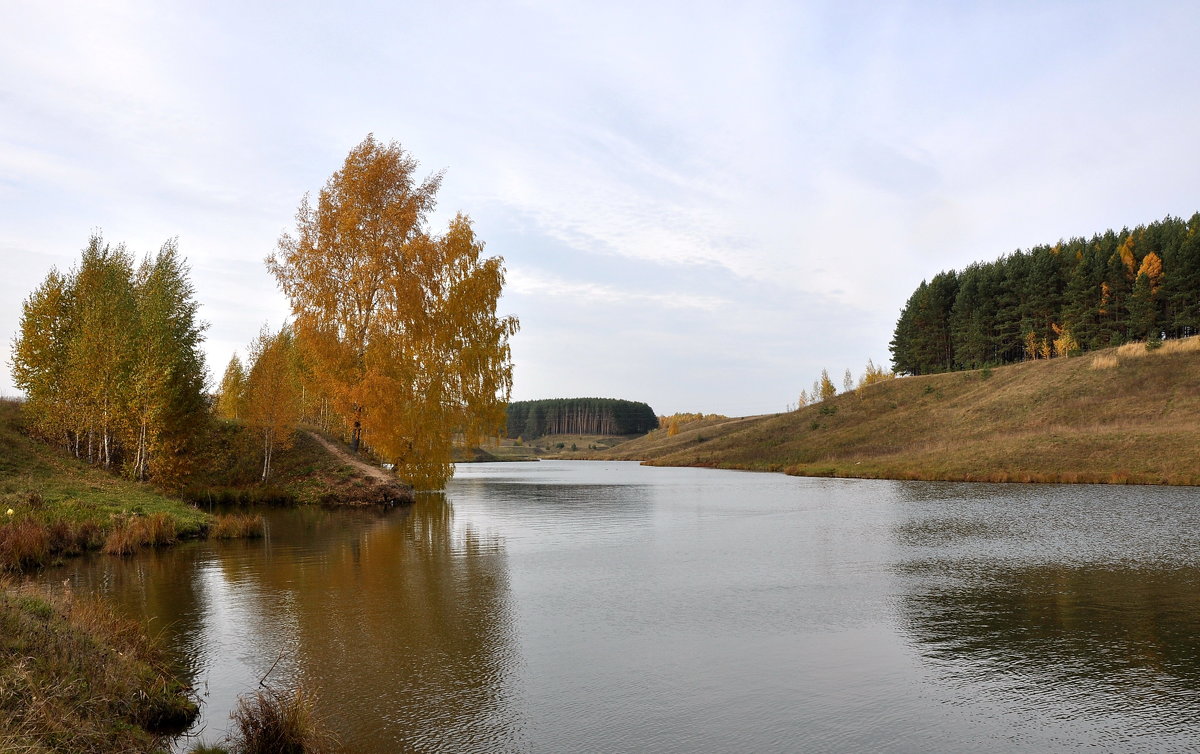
xmin=216 ymin=355 xmax=247 ymax=420
xmin=267 ymin=135 xmax=518 ymax=489
xmin=818 ymin=369 xmax=837 ymax=401
xmin=244 ymin=326 xmax=302 ymax=483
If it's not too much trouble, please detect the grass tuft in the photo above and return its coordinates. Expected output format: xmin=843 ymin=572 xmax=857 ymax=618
xmin=101 ymin=512 xmax=180 ymax=556
xmin=227 ymin=685 xmax=339 ymax=754
xmin=0 ymin=518 xmax=50 ymax=571
xmin=209 ymin=513 xmax=266 ymax=540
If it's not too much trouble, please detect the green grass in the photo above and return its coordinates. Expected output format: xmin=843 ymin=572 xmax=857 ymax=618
xmin=599 ymin=337 xmax=1200 ymax=486
xmin=0 ymin=401 xmax=213 ymax=569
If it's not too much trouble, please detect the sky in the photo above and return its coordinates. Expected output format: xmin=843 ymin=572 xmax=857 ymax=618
xmin=3 ymin=1 xmax=1199 ymax=417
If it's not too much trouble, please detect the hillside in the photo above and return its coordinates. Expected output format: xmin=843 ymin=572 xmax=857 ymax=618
xmin=1 ymin=399 xmax=410 ymax=521
xmin=183 ymin=423 xmax=414 ymax=506
xmin=0 ymin=400 xmax=209 ymax=535
xmin=596 ymin=338 xmax=1200 ymax=485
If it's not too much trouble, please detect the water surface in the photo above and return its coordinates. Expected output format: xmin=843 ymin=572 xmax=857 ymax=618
xmin=45 ymin=461 xmax=1200 ymax=752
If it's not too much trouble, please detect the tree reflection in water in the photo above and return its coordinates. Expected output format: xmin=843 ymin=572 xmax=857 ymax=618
xmin=44 ymin=496 xmax=520 ymax=754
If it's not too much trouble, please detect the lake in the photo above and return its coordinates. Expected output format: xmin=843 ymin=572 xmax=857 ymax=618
xmin=43 ymin=461 xmax=1200 ymax=752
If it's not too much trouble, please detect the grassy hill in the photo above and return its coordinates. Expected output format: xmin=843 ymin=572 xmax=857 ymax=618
xmin=184 ymin=426 xmax=413 ymax=507
xmin=597 ymin=338 xmax=1200 ymax=486
xmin=0 ymin=399 xmax=210 ymax=542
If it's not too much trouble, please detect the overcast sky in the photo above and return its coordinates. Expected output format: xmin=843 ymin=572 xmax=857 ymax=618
xmin=3 ymin=1 xmax=1199 ymax=416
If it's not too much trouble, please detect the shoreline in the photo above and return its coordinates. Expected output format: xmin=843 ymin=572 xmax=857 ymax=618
xmin=641 ymin=457 xmax=1200 ymax=487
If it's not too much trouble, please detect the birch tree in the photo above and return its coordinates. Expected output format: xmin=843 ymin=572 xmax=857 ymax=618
xmin=12 ymin=234 xmax=208 ymax=485
xmin=267 ymin=135 xmax=518 ymax=489
xmin=244 ymin=326 xmax=302 ymax=482
xmin=216 ymin=355 xmax=248 ymax=420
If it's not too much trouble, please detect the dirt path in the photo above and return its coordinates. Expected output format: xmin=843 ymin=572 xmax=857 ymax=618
xmin=306 ymin=431 xmax=395 ymax=483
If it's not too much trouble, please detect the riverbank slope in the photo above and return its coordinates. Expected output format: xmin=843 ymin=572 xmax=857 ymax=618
xmin=0 ymin=579 xmax=198 ymax=752
xmin=0 ymin=399 xmax=210 ymax=568
xmin=183 ymin=425 xmax=414 ymax=507
xmin=596 ymin=338 xmax=1200 ymax=485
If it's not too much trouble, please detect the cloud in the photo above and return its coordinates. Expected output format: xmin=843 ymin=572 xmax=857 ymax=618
xmin=506 ymin=267 xmax=730 ymax=311
xmin=2 ymin=1 xmax=1200 ymax=415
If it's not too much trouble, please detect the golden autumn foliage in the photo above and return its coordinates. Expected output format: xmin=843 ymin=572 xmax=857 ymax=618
xmin=854 ymin=358 xmax=896 ymax=399
xmin=244 ymin=326 xmax=303 ymax=482
xmin=216 ymin=354 xmax=247 ymax=421
xmin=818 ymin=369 xmax=837 ymax=401
xmin=1051 ymin=323 xmax=1080 ymax=357
xmin=1137 ymin=251 xmax=1164 ymax=293
xmin=267 ymin=135 xmax=517 ymax=489
xmin=659 ymin=412 xmax=727 ymax=430
xmin=1118 ymin=235 xmax=1137 ymax=279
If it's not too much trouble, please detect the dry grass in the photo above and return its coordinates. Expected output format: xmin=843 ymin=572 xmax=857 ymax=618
xmin=0 ymin=519 xmax=50 ymax=571
xmin=0 ymin=580 xmax=197 ymax=752
xmin=608 ymin=340 xmax=1200 ymax=486
xmin=0 ymin=518 xmax=107 ymax=571
xmin=101 ymin=512 xmax=178 ymax=556
xmin=1116 ymin=341 xmax=1148 ymax=358
xmin=1104 ymin=336 xmax=1200 ymax=362
xmin=227 ymin=685 xmax=340 ymax=754
xmin=209 ymin=513 xmax=266 ymax=539
xmin=1158 ymin=335 xmax=1200 ymax=354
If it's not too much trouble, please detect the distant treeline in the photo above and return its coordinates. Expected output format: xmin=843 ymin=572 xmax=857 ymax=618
xmin=506 ymin=398 xmax=658 ymax=438
xmin=891 ymin=213 xmax=1200 ymax=375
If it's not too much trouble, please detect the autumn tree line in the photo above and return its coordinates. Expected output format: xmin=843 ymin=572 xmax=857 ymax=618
xmin=890 ymin=213 xmax=1200 ymax=375
xmin=505 ymin=398 xmax=658 ymax=438
xmin=13 ymin=135 xmax=517 ymax=491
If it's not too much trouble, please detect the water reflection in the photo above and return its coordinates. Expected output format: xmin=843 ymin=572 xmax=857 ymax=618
xmin=38 ymin=464 xmax=1200 ymax=753
xmin=901 ymin=563 xmax=1200 ymax=687
xmin=892 ymin=482 xmax=1200 ymax=750
xmin=46 ymin=497 xmax=519 ymax=753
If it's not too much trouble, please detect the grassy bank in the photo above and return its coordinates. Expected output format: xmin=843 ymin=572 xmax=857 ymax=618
xmin=0 ymin=400 xmax=215 ymax=569
xmin=0 ymin=579 xmax=198 ymax=752
xmin=0 ymin=400 xmax=275 ymax=572
xmin=184 ymin=424 xmax=413 ymax=507
xmin=599 ymin=338 xmax=1200 ymax=485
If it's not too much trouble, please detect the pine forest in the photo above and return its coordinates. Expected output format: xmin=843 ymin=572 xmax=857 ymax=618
xmin=506 ymin=398 xmax=659 ymax=438
xmin=890 ymin=213 xmax=1200 ymax=375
